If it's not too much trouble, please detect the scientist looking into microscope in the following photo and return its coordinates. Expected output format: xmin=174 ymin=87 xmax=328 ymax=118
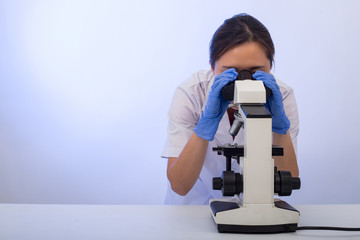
xmin=162 ymin=13 xmax=299 ymax=205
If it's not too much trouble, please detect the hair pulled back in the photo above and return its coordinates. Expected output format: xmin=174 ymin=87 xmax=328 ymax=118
xmin=209 ymin=13 xmax=274 ymax=68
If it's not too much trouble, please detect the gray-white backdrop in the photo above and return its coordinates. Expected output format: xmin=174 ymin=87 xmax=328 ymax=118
xmin=1 ymin=0 xmax=359 ymax=205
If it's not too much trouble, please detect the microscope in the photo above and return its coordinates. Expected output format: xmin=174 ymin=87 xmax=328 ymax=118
xmin=209 ymin=70 xmax=301 ymax=233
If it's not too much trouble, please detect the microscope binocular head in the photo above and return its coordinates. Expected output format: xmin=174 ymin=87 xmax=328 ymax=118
xmin=221 ymin=69 xmax=272 ymax=102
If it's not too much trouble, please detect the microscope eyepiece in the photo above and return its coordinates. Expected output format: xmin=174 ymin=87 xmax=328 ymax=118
xmin=236 ymin=70 xmax=253 ymax=80
xmin=221 ymin=70 xmax=254 ymax=101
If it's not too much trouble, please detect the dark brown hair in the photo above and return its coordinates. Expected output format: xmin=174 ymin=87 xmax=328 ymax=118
xmin=209 ymin=13 xmax=274 ymax=68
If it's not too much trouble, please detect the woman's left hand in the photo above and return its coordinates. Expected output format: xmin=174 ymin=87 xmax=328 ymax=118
xmin=253 ymin=71 xmax=290 ymax=134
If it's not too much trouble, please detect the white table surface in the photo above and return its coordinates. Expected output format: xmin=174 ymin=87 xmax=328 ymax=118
xmin=1 ymin=204 xmax=360 ymax=240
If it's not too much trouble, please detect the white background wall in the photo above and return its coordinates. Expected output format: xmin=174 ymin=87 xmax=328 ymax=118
xmin=0 ymin=0 xmax=359 ymax=205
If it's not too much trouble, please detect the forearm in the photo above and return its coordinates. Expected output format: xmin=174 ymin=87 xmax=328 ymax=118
xmin=167 ymin=132 xmax=209 ymax=196
xmin=273 ymin=131 xmax=299 ymax=177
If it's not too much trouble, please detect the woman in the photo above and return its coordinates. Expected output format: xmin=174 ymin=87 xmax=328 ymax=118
xmin=162 ymin=13 xmax=299 ymax=205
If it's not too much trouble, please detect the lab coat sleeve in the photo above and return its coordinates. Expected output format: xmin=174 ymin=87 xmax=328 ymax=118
xmin=161 ymin=86 xmax=202 ymax=158
xmin=280 ymin=85 xmax=299 ymax=157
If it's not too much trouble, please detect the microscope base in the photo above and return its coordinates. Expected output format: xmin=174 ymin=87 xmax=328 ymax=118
xmin=217 ymin=223 xmax=298 ymax=233
xmin=210 ymin=199 xmax=299 ymax=233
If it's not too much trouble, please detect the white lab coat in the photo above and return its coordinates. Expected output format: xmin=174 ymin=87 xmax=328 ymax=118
xmin=161 ymin=70 xmax=299 ymax=205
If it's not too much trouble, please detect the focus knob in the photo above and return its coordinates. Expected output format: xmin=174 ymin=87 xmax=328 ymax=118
xmin=274 ymin=170 xmax=301 ymax=196
xmin=292 ymin=177 xmax=301 ymax=190
xmin=213 ymin=177 xmax=223 ymax=190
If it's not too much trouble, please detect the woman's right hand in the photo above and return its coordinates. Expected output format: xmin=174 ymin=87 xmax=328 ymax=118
xmin=194 ymin=68 xmax=238 ymax=141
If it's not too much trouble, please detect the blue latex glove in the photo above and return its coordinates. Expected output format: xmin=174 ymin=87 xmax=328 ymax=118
xmin=253 ymin=71 xmax=290 ymax=134
xmin=194 ymin=68 xmax=238 ymax=141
